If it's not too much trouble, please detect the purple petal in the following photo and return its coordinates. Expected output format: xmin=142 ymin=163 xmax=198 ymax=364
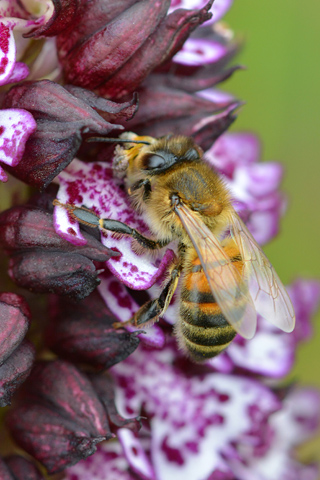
xmin=0 ymin=3 xmax=58 ymax=86
xmin=173 ymin=38 xmax=227 ymax=66
xmin=169 ymin=0 xmax=233 ymax=24
xmin=245 ymin=208 xmax=282 ymax=245
xmin=205 ymin=132 xmax=261 ymax=177
xmin=4 ymin=62 xmax=29 ymax=84
xmin=208 ymin=0 xmax=233 ymax=22
xmin=0 ymin=165 xmax=8 ymax=182
xmin=111 ymin=346 xmax=280 ymax=480
xmin=235 ymin=388 xmax=320 ymax=480
xmin=226 ymin=326 xmax=294 ymax=378
xmin=66 ymin=442 xmax=137 ymax=480
xmin=218 ymin=157 xmax=286 ymax=245
xmin=232 ymin=163 xmax=283 ymax=198
xmin=118 ymin=429 xmax=156 ymax=480
xmin=288 ymin=279 xmax=320 ymax=343
xmin=98 ymin=273 xmax=166 ymax=348
xmin=0 ymin=109 xmax=36 ymax=179
xmin=55 ymin=159 xmax=175 ymax=290
xmin=214 ymin=279 xmax=320 ymax=377
xmin=197 ymin=88 xmax=235 ymax=103
xmin=0 ymin=22 xmax=15 ymax=86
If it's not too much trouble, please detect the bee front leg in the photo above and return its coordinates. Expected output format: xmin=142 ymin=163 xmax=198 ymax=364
xmin=53 ymin=201 xmax=169 ymax=250
xmin=113 ymin=261 xmax=182 ymax=329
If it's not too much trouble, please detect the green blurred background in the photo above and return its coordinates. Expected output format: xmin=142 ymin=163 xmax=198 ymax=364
xmin=225 ymin=0 xmax=320 ymax=463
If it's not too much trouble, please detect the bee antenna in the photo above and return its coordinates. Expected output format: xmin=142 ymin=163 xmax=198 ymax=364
xmin=86 ymin=137 xmax=151 ymax=145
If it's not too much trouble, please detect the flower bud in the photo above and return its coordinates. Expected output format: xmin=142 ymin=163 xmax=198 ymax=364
xmin=57 ymin=0 xmax=171 ymax=90
xmin=0 ymin=340 xmax=35 ymax=407
xmin=55 ymin=0 xmax=216 ymax=99
xmin=3 ymin=80 xmax=137 ymax=189
xmin=123 ymin=85 xmax=240 ymax=150
xmin=96 ymin=1 xmax=214 ymax=99
xmin=46 ymin=290 xmax=140 ymax=369
xmin=3 ymin=455 xmax=44 ymax=480
xmin=7 ymin=360 xmax=113 ymax=474
xmin=0 ymin=292 xmax=31 ymax=365
xmin=0 ymin=205 xmax=118 ymax=300
xmin=0 ymin=458 xmax=12 ymax=480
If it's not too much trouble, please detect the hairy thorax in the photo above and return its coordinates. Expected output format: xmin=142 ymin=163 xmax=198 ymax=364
xmin=127 ymin=160 xmax=232 ymax=244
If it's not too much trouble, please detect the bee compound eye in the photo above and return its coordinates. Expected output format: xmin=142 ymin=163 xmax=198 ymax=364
xmin=143 ymin=154 xmax=166 ymax=170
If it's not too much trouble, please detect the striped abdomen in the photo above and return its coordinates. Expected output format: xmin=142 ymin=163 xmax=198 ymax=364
xmin=177 ymin=240 xmax=244 ymax=361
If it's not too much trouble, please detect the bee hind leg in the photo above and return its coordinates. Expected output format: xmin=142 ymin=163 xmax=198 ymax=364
xmin=113 ymin=262 xmax=181 ymax=329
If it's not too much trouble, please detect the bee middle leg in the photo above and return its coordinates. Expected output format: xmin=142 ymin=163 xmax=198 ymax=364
xmin=113 ymin=261 xmax=182 ymax=329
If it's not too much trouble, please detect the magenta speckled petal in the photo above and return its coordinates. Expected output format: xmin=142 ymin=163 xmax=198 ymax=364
xmin=0 ymin=1 xmax=56 ymax=86
xmin=0 ymin=23 xmax=16 ymax=86
xmin=53 ymin=199 xmax=87 ymax=247
xmin=66 ymin=442 xmax=138 ymax=480
xmin=169 ymin=0 xmax=233 ymax=24
xmin=55 ymin=159 xmax=175 ymax=290
xmin=173 ymin=38 xmax=227 ymax=66
xmin=110 ymin=346 xmax=280 ymax=480
xmin=0 ymin=109 xmax=36 ymax=179
xmin=0 ymin=166 xmax=8 ymax=182
xmin=230 ymin=388 xmax=320 ymax=480
xmin=118 ymin=429 xmax=156 ymax=480
xmin=98 ymin=274 xmax=166 ymax=348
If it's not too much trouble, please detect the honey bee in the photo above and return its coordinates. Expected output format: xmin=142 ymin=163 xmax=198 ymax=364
xmin=54 ymin=133 xmax=295 ymax=361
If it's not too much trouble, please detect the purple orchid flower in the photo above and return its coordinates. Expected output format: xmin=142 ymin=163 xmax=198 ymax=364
xmin=0 ymin=0 xmax=319 ymax=478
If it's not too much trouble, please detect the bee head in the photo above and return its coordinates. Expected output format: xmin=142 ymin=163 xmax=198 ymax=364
xmin=135 ymin=135 xmax=203 ymax=175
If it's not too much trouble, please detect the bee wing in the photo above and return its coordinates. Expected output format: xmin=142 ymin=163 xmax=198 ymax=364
xmin=175 ymin=204 xmax=257 ymax=339
xmin=228 ymin=210 xmax=295 ymax=332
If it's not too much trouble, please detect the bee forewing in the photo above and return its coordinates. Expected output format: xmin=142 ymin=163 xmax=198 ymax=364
xmin=229 ymin=211 xmax=295 ymax=333
xmin=175 ymin=204 xmax=257 ymax=339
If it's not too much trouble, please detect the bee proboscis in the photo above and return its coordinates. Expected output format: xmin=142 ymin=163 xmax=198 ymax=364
xmin=54 ymin=133 xmax=295 ymax=361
